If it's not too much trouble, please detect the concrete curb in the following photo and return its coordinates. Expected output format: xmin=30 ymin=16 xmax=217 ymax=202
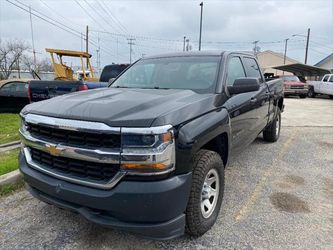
xmin=0 ymin=170 xmax=22 ymax=187
xmin=0 ymin=140 xmax=20 ymax=148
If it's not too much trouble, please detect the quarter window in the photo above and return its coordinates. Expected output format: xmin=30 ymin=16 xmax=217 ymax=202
xmin=226 ymin=57 xmax=246 ymax=86
xmin=242 ymin=57 xmax=263 ymax=82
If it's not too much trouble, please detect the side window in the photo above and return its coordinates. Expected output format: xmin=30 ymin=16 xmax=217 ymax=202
xmin=242 ymin=57 xmax=263 ymax=82
xmin=15 ymin=83 xmax=27 ymax=92
xmin=226 ymin=57 xmax=246 ymax=86
xmin=323 ymin=75 xmax=329 ymax=82
xmin=329 ymin=76 xmax=333 ymax=83
xmin=0 ymin=82 xmax=15 ymax=92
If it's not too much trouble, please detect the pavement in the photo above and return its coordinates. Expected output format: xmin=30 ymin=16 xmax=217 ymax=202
xmin=0 ymin=97 xmax=332 ymax=250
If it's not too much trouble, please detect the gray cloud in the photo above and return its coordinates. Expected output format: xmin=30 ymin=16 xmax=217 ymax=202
xmin=0 ymin=0 xmax=332 ymax=67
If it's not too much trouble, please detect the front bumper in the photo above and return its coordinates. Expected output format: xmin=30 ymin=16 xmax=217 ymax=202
xmin=284 ymin=89 xmax=308 ymax=95
xmin=19 ymin=152 xmax=192 ymax=240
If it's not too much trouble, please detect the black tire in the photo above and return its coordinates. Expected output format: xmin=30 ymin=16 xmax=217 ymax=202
xmin=300 ymin=94 xmax=307 ymax=99
xmin=329 ymin=95 xmax=333 ymax=99
xmin=185 ymin=149 xmax=224 ymax=237
xmin=308 ymin=87 xmax=316 ymax=98
xmin=263 ymin=108 xmax=281 ymax=142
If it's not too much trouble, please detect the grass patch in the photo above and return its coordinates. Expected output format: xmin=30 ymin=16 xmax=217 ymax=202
xmin=0 ymin=113 xmax=20 ymax=144
xmin=0 ymin=179 xmax=24 ymax=197
xmin=0 ymin=148 xmax=20 ymax=176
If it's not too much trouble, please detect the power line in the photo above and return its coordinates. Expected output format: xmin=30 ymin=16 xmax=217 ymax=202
xmin=74 ymin=0 xmax=107 ymax=32
xmin=96 ymin=0 xmax=127 ymax=34
xmin=6 ymin=0 xmax=115 ymax=59
xmin=39 ymin=0 xmax=83 ymax=31
xmin=83 ymin=0 xmax=120 ymax=33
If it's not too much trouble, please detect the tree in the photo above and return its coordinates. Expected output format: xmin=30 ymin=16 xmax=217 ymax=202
xmin=22 ymin=55 xmax=53 ymax=73
xmin=0 ymin=39 xmax=29 ymax=80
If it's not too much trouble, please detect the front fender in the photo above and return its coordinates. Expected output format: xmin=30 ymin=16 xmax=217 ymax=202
xmin=174 ymin=108 xmax=231 ymax=174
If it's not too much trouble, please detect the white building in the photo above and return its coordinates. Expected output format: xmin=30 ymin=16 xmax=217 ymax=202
xmin=256 ymin=50 xmax=299 ymax=76
xmin=314 ymin=53 xmax=333 ymax=72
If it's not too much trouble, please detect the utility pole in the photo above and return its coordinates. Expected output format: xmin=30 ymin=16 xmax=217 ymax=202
xmin=96 ymin=32 xmax=100 ymax=74
xmin=86 ymin=25 xmax=89 ymax=68
xmin=283 ymin=38 xmax=289 ymax=65
xmin=305 ymin=28 xmax=310 ymax=64
xmin=198 ymin=2 xmax=203 ymax=51
xmin=80 ymin=32 xmax=83 ymax=51
xmin=186 ymin=39 xmax=190 ymax=51
xmin=29 ymin=6 xmax=36 ymax=68
xmin=183 ymin=36 xmax=186 ymax=51
xmin=127 ymin=38 xmax=136 ymax=64
xmin=253 ymin=40 xmax=259 ymax=56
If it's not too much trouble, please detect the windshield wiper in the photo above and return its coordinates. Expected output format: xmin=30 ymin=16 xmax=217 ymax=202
xmin=153 ymin=86 xmax=169 ymax=90
xmin=114 ymin=85 xmax=129 ymax=88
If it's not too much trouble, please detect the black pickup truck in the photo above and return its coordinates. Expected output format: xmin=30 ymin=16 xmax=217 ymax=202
xmin=29 ymin=64 xmax=129 ymax=102
xmin=19 ymin=51 xmax=284 ymax=240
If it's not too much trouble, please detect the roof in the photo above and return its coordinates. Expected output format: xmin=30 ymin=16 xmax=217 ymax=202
xmin=314 ymin=53 xmax=333 ymax=67
xmin=257 ymin=50 xmax=299 ymax=64
xmin=0 ymin=78 xmax=33 ymax=88
xmin=272 ymin=63 xmax=330 ymax=76
xmin=45 ymin=48 xmax=92 ymax=58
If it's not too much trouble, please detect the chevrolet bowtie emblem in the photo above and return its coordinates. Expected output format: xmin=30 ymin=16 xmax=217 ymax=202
xmin=46 ymin=144 xmax=61 ymax=156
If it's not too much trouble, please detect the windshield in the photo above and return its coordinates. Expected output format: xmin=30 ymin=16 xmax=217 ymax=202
xmin=282 ymin=75 xmax=300 ymax=82
xmin=111 ymin=56 xmax=220 ymax=93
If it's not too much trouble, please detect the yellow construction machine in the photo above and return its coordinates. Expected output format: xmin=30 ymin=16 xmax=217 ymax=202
xmin=46 ymin=48 xmax=98 ymax=82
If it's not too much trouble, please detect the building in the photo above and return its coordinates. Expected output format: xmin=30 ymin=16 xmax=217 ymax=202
xmin=256 ymin=50 xmax=299 ymax=76
xmin=314 ymin=53 xmax=333 ymax=72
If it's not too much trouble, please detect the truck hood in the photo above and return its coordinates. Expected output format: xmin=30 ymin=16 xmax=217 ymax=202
xmin=23 ymin=88 xmax=217 ymax=127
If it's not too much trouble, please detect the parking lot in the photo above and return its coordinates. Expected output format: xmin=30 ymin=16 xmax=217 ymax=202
xmin=0 ymin=97 xmax=332 ymax=250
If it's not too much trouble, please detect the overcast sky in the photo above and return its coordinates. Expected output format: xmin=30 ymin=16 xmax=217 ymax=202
xmin=0 ymin=0 xmax=332 ymax=69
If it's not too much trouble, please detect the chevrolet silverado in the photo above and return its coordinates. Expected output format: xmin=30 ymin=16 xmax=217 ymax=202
xmin=19 ymin=51 xmax=284 ymax=239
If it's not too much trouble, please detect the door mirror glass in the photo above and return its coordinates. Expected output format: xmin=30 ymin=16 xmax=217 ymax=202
xmin=227 ymin=77 xmax=260 ymax=95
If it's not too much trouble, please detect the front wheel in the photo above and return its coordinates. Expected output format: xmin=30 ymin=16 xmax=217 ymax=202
xmin=300 ymin=94 xmax=307 ymax=99
xmin=308 ymin=87 xmax=316 ymax=98
xmin=263 ymin=108 xmax=281 ymax=142
xmin=186 ymin=150 xmax=224 ymax=237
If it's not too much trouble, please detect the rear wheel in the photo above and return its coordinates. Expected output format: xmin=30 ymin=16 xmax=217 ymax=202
xmin=308 ymin=87 xmax=316 ymax=98
xmin=186 ymin=150 xmax=224 ymax=237
xmin=263 ymin=108 xmax=281 ymax=142
xmin=329 ymin=95 xmax=333 ymax=99
xmin=300 ymin=94 xmax=307 ymax=99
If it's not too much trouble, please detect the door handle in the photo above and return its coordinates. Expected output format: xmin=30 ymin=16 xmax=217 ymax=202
xmin=250 ymin=97 xmax=257 ymax=103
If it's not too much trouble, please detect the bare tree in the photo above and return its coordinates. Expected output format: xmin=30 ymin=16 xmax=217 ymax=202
xmin=0 ymin=39 xmax=29 ymax=80
xmin=22 ymin=55 xmax=53 ymax=73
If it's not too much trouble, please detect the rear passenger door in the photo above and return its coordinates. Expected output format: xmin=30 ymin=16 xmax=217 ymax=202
xmin=241 ymin=57 xmax=270 ymax=133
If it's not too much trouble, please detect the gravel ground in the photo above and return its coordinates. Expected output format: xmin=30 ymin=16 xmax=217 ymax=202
xmin=0 ymin=98 xmax=332 ymax=250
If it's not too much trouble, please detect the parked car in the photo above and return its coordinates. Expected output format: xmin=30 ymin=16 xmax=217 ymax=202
xmin=280 ymin=75 xmax=308 ymax=98
xmin=307 ymin=74 xmax=333 ymax=98
xmin=0 ymin=79 xmax=32 ymax=112
xmin=19 ymin=51 xmax=284 ymax=239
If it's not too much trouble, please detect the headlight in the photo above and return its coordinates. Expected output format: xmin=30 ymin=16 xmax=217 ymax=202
xmin=120 ymin=126 xmax=175 ymax=175
xmin=20 ymin=114 xmax=28 ymax=133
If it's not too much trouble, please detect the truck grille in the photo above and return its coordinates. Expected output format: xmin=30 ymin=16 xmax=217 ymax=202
xmin=30 ymin=148 xmax=120 ymax=182
xmin=290 ymin=85 xmax=304 ymax=89
xmin=27 ymin=123 xmax=121 ymax=148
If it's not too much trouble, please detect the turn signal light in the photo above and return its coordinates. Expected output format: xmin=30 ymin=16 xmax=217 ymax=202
xmin=121 ymin=163 xmax=168 ymax=171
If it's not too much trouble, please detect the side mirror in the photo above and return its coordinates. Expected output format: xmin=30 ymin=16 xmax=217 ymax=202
xmin=227 ymin=77 xmax=260 ymax=95
xmin=108 ymin=78 xmax=115 ymax=84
